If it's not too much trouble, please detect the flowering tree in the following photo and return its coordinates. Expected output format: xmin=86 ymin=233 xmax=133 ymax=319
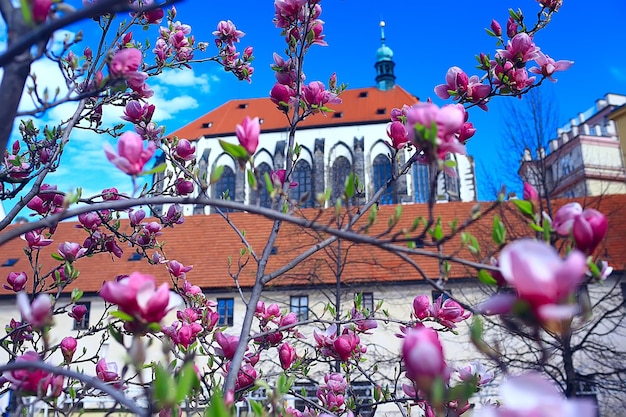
xmin=0 ymin=0 xmax=607 ymax=416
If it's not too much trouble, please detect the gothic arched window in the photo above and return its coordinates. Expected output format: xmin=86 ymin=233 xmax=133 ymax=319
xmin=256 ymin=162 xmax=272 ymax=208
xmin=331 ymin=156 xmax=352 ymax=202
xmin=413 ymin=163 xmax=430 ymax=203
xmin=372 ymin=153 xmax=395 ymax=204
xmin=292 ymin=160 xmax=314 ymax=208
xmin=215 ymin=165 xmax=236 ymax=212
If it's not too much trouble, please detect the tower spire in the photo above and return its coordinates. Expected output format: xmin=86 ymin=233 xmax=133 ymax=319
xmin=375 ymin=20 xmax=396 ymax=91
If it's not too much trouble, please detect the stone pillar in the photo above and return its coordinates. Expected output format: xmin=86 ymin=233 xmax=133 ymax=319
xmin=194 ymin=148 xmax=210 ymax=215
xmin=353 ymin=137 xmax=366 ymax=205
xmin=314 ymin=138 xmax=325 ymax=207
xmin=151 ymin=153 xmax=166 ymax=215
xmin=274 ymin=140 xmax=286 ymax=170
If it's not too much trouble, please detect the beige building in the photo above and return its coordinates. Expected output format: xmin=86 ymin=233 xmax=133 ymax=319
xmin=1 ymin=196 xmax=626 ymax=416
xmin=520 ymin=93 xmax=626 ymax=198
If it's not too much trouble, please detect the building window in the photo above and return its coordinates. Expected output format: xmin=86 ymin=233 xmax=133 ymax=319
xmin=292 ymin=160 xmax=314 ymax=208
xmin=73 ymin=302 xmax=91 ymax=330
xmin=215 ymin=165 xmax=236 ymax=212
xmin=218 ymin=298 xmax=234 ymax=326
xmin=350 ymin=381 xmax=374 ymax=417
xmin=331 ymin=156 xmax=352 ymax=202
xmin=290 ymin=295 xmax=309 ymax=321
xmin=372 ymin=154 xmax=395 ymax=204
xmin=356 ymin=292 xmax=374 ymax=314
xmin=256 ymin=162 xmax=272 ymax=208
xmin=293 ymin=383 xmax=318 ymax=411
xmin=444 ymin=154 xmax=460 ymax=200
xmin=432 ymin=290 xmax=451 ymax=303
xmin=574 ymin=374 xmax=599 ymax=416
xmin=413 ymin=163 xmax=430 ymax=203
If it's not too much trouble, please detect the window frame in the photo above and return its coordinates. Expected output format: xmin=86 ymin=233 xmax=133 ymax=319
xmin=217 ymin=298 xmax=235 ymax=327
xmin=290 ymin=295 xmax=309 ymax=321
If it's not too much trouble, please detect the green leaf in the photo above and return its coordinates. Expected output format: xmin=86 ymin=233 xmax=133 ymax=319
xmin=219 ymin=140 xmax=248 ymax=160
xmin=264 ymin=171 xmax=274 ymax=195
xmin=492 ymin=215 xmax=506 ymax=245
xmin=247 ymin=169 xmax=256 ymax=190
xmin=344 ymin=171 xmax=355 ymax=199
xmin=155 ymin=365 xmax=176 ymax=406
xmin=20 ymin=0 xmax=33 ymax=26
xmin=542 ymin=216 xmax=551 ymax=242
xmin=140 ymin=163 xmax=167 ymax=176
xmin=477 ymin=269 xmax=498 ymax=286
xmin=51 ymin=253 xmax=64 ymax=261
xmin=432 ymin=217 xmax=443 ymax=241
xmin=470 ymin=316 xmax=483 ymax=342
xmin=210 ymin=165 xmax=224 ymax=185
xmin=175 ymin=363 xmax=199 ymax=403
xmin=248 ymin=399 xmax=263 ymax=417
xmin=529 ymin=222 xmax=544 ymax=233
xmin=108 ymin=324 xmax=124 ymax=345
xmin=109 ymin=310 xmax=134 ymax=322
xmin=512 ymin=199 xmax=534 ymax=217
xmin=71 ymin=288 xmax=83 ymax=303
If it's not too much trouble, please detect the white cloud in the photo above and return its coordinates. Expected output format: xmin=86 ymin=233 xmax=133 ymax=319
xmin=154 ymin=68 xmax=217 ymax=93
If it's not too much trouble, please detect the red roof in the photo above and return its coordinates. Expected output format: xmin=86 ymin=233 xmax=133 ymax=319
xmin=2 ymin=196 xmax=626 ymax=297
xmin=170 ymin=85 xmax=418 ymax=140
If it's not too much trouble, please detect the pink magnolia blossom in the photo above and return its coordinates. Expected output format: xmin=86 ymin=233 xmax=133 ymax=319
xmin=434 ymin=67 xmax=490 ymax=109
xmin=4 ymin=351 xmax=63 ymax=396
xmin=215 ymin=332 xmax=240 ymax=360
xmin=386 ymin=120 xmax=409 ymax=149
xmin=537 ymin=0 xmax=562 ymax=11
xmin=173 ymin=139 xmax=196 ymax=161
xmin=412 ymin=295 xmax=431 ymax=320
xmin=506 ymin=16 xmax=518 ymax=38
xmin=406 ymin=102 xmax=466 ymax=160
xmin=212 ymin=20 xmax=245 ymax=46
xmin=402 ymin=327 xmax=448 ymax=389
xmin=4 ymin=272 xmax=28 ymax=292
xmin=552 ymin=202 xmax=583 ymax=236
xmin=236 ymin=116 xmax=260 ymax=155
xmin=529 ymin=52 xmax=573 ymax=82
xmin=30 ymin=0 xmax=52 ymax=23
xmin=302 ymin=81 xmax=341 ymax=113
xmin=234 ymin=363 xmax=257 ymax=391
xmin=270 ymin=83 xmax=295 ymax=110
xmin=271 ymin=169 xmax=298 ymax=188
xmin=18 ymin=293 xmax=52 ymax=328
xmin=498 ymin=239 xmax=587 ymax=321
xmin=129 ymin=209 xmax=146 ymax=227
xmin=497 ymin=33 xmax=540 ymax=66
xmin=457 ymin=361 xmax=493 ymax=386
xmin=490 ymin=19 xmax=502 ymax=37
xmin=174 ymin=178 xmax=194 ymax=195
xmin=60 ymin=336 xmax=78 ymax=363
xmin=523 ymin=182 xmax=539 ymax=203
xmin=122 ymin=100 xmax=155 ymax=124
xmin=24 ymin=230 xmax=54 ymax=249
xmin=96 ymin=358 xmax=123 ymax=388
xmin=572 ymin=209 xmax=608 ymax=254
xmin=431 ymin=297 xmax=472 ymax=328
xmin=100 ymin=272 xmax=179 ymax=325
xmin=58 ymin=242 xmax=88 ymax=262
xmin=475 ymin=372 xmax=595 ymax=417
xmin=69 ymin=304 xmax=88 ymax=322
xmin=279 ymin=342 xmax=296 ymax=370
xmin=104 ymin=131 xmax=156 ymax=175
xmin=109 ymin=48 xmax=142 ymax=78
xmin=167 ymin=260 xmax=193 ymax=279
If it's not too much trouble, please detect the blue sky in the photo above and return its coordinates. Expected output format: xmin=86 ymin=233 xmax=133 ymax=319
xmin=2 ymin=0 xmax=626 ymax=215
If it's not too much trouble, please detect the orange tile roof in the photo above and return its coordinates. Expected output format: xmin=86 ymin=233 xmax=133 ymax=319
xmin=2 ymin=196 xmax=626 ymax=297
xmin=169 ymin=85 xmax=419 ymax=141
